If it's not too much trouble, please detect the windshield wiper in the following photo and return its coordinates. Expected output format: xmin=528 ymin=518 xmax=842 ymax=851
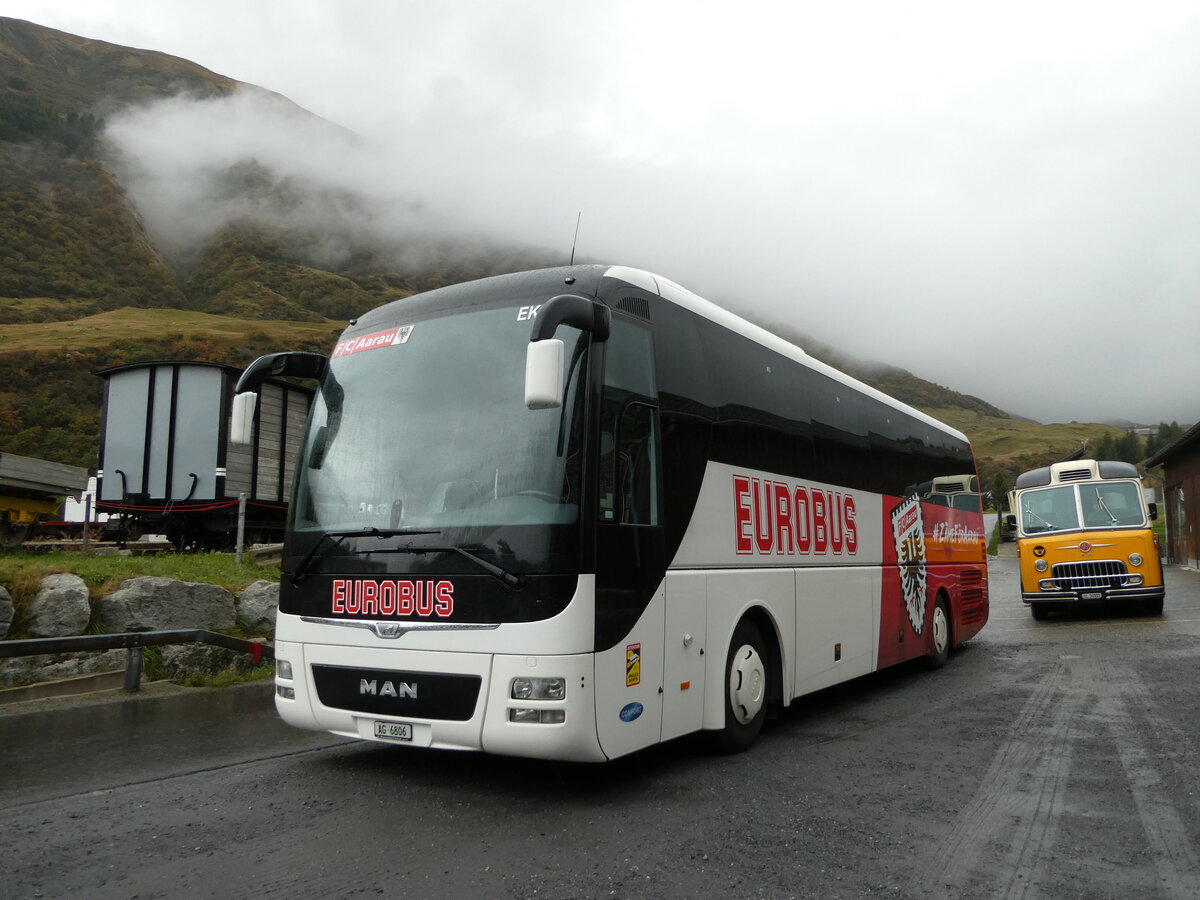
xmin=374 ymin=543 xmax=524 ymax=590
xmin=290 ymin=528 xmax=441 ymax=585
xmin=1023 ymin=507 xmax=1055 ymax=532
xmin=1094 ymin=488 xmax=1119 ymax=524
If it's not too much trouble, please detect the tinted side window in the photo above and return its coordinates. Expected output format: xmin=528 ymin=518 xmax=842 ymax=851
xmin=599 ymin=318 xmax=660 ymax=525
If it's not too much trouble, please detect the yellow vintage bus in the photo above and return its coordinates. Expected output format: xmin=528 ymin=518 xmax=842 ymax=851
xmin=1010 ymin=459 xmax=1163 ymax=619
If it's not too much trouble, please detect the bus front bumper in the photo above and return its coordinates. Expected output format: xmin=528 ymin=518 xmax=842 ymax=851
xmin=1022 ymin=585 xmax=1165 ymax=607
xmin=271 ymin=640 xmax=609 ymax=762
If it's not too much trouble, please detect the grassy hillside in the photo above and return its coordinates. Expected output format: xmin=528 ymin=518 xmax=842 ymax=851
xmin=0 ymin=306 xmax=341 ymax=353
xmin=919 ymin=407 xmax=1126 ymax=487
xmin=0 ymin=308 xmax=343 ymax=468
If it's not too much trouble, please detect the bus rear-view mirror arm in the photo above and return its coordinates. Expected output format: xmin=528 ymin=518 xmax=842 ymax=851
xmin=524 ymin=294 xmax=610 ymax=410
xmin=231 ymin=352 xmax=329 ymax=446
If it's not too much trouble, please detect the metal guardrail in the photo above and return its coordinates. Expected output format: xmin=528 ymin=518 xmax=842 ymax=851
xmin=0 ymin=630 xmax=273 ymax=693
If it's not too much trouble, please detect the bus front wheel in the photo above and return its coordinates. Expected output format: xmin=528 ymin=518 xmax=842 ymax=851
xmin=717 ymin=619 xmax=768 ymax=753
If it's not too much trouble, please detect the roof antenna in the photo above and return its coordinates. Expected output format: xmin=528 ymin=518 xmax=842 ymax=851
xmin=569 ymin=211 xmax=582 ymax=265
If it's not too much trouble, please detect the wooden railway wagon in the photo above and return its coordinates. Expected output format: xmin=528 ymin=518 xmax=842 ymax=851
xmin=0 ymin=452 xmax=89 ymax=546
xmin=95 ymin=361 xmax=312 ymax=550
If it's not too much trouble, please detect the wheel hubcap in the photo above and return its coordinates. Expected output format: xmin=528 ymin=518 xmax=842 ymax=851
xmin=933 ymin=606 xmax=948 ymax=656
xmin=728 ymin=643 xmax=765 ymax=724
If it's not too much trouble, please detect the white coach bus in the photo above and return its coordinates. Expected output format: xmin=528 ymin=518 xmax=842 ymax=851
xmin=233 ymin=265 xmax=988 ymax=762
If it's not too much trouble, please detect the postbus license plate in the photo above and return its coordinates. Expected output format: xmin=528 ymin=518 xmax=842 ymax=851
xmin=373 ymin=720 xmax=413 ymax=742
xmin=1082 ymin=592 xmax=1102 ymax=600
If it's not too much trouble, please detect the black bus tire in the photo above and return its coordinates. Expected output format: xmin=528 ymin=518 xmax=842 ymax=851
xmin=926 ymin=596 xmax=951 ymax=669
xmin=716 ymin=619 xmax=768 ymax=753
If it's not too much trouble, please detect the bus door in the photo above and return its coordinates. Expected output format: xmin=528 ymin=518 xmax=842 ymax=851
xmin=593 ymin=313 xmax=667 ymax=758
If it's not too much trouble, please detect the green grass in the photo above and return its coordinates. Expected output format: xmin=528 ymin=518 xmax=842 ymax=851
xmin=174 ymin=662 xmax=276 ymax=688
xmin=1 ymin=549 xmax=281 ymax=686
xmin=987 ymin=517 xmax=1001 ymax=557
xmin=0 ymin=548 xmax=278 ymax=594
xmin=0 ymin=306 xmax=341 ymax=353
xmin=0 ymin=549 xmax=279 ymax=637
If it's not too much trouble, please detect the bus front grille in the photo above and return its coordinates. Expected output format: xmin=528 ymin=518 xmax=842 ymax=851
xmin=1048 ymin=559 xmax=1128 ymax=591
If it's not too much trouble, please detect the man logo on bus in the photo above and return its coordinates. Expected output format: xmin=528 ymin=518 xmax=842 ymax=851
xmin=891 ymin=496 xmax=928 ymax=635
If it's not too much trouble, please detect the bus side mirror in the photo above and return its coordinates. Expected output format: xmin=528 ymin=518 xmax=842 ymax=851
xmin=1149 ymin=502 xmax=1158 ymax=521
xmin=525 ymin=339 xmax=565 ymax=409
xmin=1004 ymin=514 xmax=1016 ymax=527
xmin=230 ymin=391 xmax=258 ymax=445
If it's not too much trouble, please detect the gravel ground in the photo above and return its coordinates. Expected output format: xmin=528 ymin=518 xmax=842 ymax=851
xmin=3 ymin=554 xmax=1199 ymax=899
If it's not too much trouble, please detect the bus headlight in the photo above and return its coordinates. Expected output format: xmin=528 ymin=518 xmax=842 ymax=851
xmin=1034 ymin=559 xmax=1048 ymax=573
xmin=1129 ymin=553 xmax=1143 ymax=567
xmin=511 ymin=677 xmax=566 ymax=701
xmin=277 ymin=659 xmax=294 ymax=680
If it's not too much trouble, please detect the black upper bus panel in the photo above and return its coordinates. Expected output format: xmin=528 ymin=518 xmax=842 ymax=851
xmin=347 ymin=266 xmax=611 ymax=334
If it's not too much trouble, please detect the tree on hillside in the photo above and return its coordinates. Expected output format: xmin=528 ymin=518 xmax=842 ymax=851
xmin=1116 ymin=430 xmax=1144 ymax=464
xmin=989 ymin=472 xmax=1011 ymax=512
xmin=1091 ymin=430 xmax=1145 ymax=464
xmin=1145 ymin=421 xmax=1186 ymax=457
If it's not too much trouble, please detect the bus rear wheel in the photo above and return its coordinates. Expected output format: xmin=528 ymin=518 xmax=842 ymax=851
xmin=926 ymin=597 xmax=951 ymax=669
xmin=717 ymin=619 xmax=768 ymax=753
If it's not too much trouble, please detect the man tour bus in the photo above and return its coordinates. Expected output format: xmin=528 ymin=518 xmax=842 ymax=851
xmin=233 ymin=265 xmax=988 ymax=762
xmin=1009 ymin=459 xmax=1163 ymax=620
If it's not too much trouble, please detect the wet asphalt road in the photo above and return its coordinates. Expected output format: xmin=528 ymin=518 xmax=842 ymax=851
xmin=2 ymin=553 xmax=1199 ymax=899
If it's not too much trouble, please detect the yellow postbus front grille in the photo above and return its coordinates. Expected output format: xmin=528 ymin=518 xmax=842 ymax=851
xmin=1048 ymin=559 xmax=1128 ymax=590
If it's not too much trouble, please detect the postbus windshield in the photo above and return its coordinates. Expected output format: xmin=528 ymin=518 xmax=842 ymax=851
xmin=1019 ymin=481 xmax=1146 ymax=535
xmin=290 ymin=307 xmax=588 ymax=542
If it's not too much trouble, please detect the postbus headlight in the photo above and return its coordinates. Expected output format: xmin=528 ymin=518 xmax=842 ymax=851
xmin=1034 ymin=559 xmax=1048 ymax=573
xmin=1129 ymin=553 xmax=1143 ymax=567
xmin=510 ymin=677 xmax=566 ymax=701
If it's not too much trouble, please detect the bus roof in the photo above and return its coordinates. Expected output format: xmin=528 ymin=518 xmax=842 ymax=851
xmin=603 ymin=266 xmax=970 ymax=445
xmin=340 ymin=264 xmax=969 ymax=447
xmin=1014 ymin=459 xmax=1139 ymax=490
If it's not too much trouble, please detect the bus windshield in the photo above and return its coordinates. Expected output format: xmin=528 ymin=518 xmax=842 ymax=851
xmin=290 ymin=307 xmax=588 ymax=537
xmin=1020 ymin=481 xmax=1145 ymax=535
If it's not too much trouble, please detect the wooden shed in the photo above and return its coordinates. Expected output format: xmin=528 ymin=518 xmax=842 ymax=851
xmin=1145 ymin=422 xmax=1200 ymax=569
xmin=94 ymin=361 xmax=312 ymax=548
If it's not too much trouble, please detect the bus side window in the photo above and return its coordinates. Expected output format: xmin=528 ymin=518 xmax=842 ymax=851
xmin=599 ymin=317 xmax=659 ymax=525
xmin=617 ymin=402 xmax=659 ymax=526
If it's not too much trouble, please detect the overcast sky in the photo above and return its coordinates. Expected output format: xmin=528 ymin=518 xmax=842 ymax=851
xmin=8 ymin=1 xmax=1200 ymax=425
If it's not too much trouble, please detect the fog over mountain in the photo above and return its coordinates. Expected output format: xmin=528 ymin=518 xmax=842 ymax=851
xmin=12 ymin=1 xmax=1200 ymax=425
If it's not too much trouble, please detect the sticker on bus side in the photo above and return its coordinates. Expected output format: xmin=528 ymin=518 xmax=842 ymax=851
xmin=332 ymin=324 xmax=414 ymax=358
xmin=890 ymin=496 xmax=928 ymax=635
xmin=626 ymin=643 xmax=641 ymax=686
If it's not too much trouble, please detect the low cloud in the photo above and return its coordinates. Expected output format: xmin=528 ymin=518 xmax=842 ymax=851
xmin=95 ymin=4 xmax=1200 ymax=426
